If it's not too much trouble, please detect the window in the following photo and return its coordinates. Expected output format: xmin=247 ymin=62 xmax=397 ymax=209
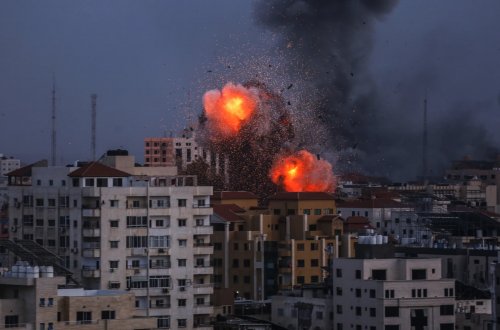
xmin=177 ymin=319 xmax=187 ymax=328
xmin=110 ymin=220 xmax=119 ymax=228
xmin=336 ymin=268 xmax=342 ymax=277
xmin=310 ymin=242 xmax=318 ymax=250
xmin=48 ymin=298 xmax=53 ymax=306
xmin=232 ymin=259 xmax=239 ymax=268
xmin=369 ymin=289 xmax=376 ymax=298
xmin=412 ymin=269 xmax=427 ymax=280
xmin=440 ymin=324 xmax=454 ymax=330
xmin=39 ymin=298 xmax=45 ymax=306
xmin=85 ymin=178 xmax=94 ymax=187
xmin=243 ymin=259 xmax=251 ymax=267
xmin=297 ymin=259 xmax=305 ymax=267
xmin=126 ymin=236 xmax=148 ymax=248
xmin=440 ymin=305 xmax=454 ymax=316
xmin=40 ymin=323 xmax=45 ymax=330
xmin=48 ymin=199 xmax=56 ymax=207
xmin=178 ymin=299 xmax=187 ymax=307
xmin=336 ymin=305 xmax=343 ymax=314
xmin=336 ymin=287 xmax=343 ymax=296
xmin=314 ymin=209 xmax=321 ymax=215
xmin=372 ymin=269 xmax=387 ymax=280
xmin=126 ymin=216 xmax=147 ymax=227
xmin=316 ymin=311 xmax=323 ymax=320
xmin=36 ymin=218 xmax=44 ymax=227
xmin=178 ymin=259 xmax=186 ymax=267
xmin=150 ymin=276 xmax=170 ymax=288
xmin=5 ymin=315 xmax=19 ymax=328
xmin=109 ymin=260 xmax=119 ymax=269
xmin=385 ymin=289 xmax=395 ymax=298
xmin=244 ymin=276 xmax=251 ymax=284
xmin=108 ymin=282 xmax=120 ymax=289
xmin=303 ymin=209 xmax=311 ymax=215
xmin=195 ymin=218 xmax=204 ymax=226
xmin=96 ymin=178 xmax=108 ymax=187
xmin=355 ymin=270 xmax=361 ymax=279
xmin=157 ymin=317 xmax=170 ymax=329
xmin=297 ymin=243 xmax=305 ymax=251
xmin=109 ymin=200 xmax=119 ymax=207
xmin=110 ymin=241 xmax=119 ymax=248
xmin=101 ymin=310 xmax=115 ymax=320
xmin=311 ymin=259 xmax=319 ymax=267
xmin=178 ymin=219 xmax=186 ymax=227
xmin=178 ymin=239 xmax=187 ymax=247
xmin=76 ymin=311 xmax=92 ymax=324
xmin=36 ymin=198 xmax=44 ymax=207
xmin=112 ymin=178 xmax=122 ymax=187
xmin=178 ymin=199 xmax=187 ymax=207
xmin=297 ymin=276 xmax=305 ymax=284
xmin=384 ymin=306 xmax=399 ymax=317
xmin=355 ymin=306 xmax=361 ymax=316
xmin=355 ymin=288 xmax=361 ymax=297
xmin=369 ymin=307 xmax=376 ymax=317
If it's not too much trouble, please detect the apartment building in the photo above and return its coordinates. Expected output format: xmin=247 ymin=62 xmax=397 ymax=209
xmin=332 ymin=258 xmax=456 ymax=330
xmin=6 ymin=152 xmax=214 ymax=329
xmin=144 ymin=133 xmax=227 ymax=175
xmin=0 ymin=272 xmax=158 ymax=329
xmin=0 ymin=154 xmax=20 ymax=177
xmin=336 ymin=199 xmax=413 ymax=234
xmin=211 ymin=192 xmax=345 ymax=314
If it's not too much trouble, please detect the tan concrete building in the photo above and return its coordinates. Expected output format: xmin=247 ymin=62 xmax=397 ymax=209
xmin=6 ymin=152 xmax=214 ymax=329
xmin=211 ymin=192 xmax=346 ymax=315
xmin=333 ymin=258 xmax=456 ymax=330
xmin=0 ymin=272 xmax=158 ymax=330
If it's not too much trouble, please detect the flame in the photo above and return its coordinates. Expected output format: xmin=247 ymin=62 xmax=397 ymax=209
xmin=203 ymin=82 xmax=258 ymax=139
xmin=270 ymin=150 xmax=336 ymax=192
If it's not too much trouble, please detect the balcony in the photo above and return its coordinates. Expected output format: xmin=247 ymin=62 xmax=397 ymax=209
xmin=82 ymin=244 xmax=101 ymax=258
xmin=82 ymin=208 xmax=100 ymax=217
xmin=193 ymin=243 xmax=213 ymax=255
xmin=193 ymin=226 xmax=212 ymax=235
xmin=192 ymin=283 xmax=214 ymax=295
xmin=130 ymin=248 xmax=148 ymax=256
xmin=193 ymin=207 xmax=212 ymax=216
xmin=82 ymin=267 xmax=101 ymax=278
xmin=82 ymin=228 xmax=100 ymax=237
xmin=193 ymin=265 xmax=213 ymax=275
xmin=193 ymin=304 xmax=214 ymax=315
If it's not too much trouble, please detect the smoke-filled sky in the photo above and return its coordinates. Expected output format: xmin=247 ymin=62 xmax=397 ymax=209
xmin=1 ymin=0 xmax=500 ymax=180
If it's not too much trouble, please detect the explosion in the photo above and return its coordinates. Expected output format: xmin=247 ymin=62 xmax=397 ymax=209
xmin=270 ymin=150 xmax=336 ymax=192
xmin=203 ymin=82 xmax=259 ymax=140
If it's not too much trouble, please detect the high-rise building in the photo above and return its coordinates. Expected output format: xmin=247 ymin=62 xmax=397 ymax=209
xmin=5 ymin=151 xmax=214 ymax=329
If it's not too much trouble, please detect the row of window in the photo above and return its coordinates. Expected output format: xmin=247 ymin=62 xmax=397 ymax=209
xmin=335 ymin=325 xmax=454 ymax=330
xmin=273 ymin=208 xmax=334 ymax=216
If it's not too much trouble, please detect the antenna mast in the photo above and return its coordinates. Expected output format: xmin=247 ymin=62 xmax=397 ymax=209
xmin=51 ymin=76 xmax=56 ymax=166
xmin=91 ymin=94 xmax=97 ymax=161
xmin=422 ymin=91 xmax=428 ymax=181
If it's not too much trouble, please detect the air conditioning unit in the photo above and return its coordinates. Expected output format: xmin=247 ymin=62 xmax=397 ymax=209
xmin=162 ymin=288 xmax=169 ymax=293
xmin=179 ymin=286 xmax=186 ymax=292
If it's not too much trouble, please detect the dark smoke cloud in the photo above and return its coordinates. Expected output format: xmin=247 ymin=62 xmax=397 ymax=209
xmin=254 ymin=0 xmax=400 ymax=174
xmin=254 ymin=0 xmax=499 ymax=180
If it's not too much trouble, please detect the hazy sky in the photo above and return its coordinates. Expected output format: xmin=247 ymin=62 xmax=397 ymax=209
xmin=1 ymin=1 xmax=499 ymax=170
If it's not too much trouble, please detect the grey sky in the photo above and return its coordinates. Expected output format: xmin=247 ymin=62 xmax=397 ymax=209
xmin=1 ymin=1 xmax=499 ymax=175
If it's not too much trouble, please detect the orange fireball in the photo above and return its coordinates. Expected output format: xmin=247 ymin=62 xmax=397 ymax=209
xmin=203 ymin=82 xmax=258 ymax=139
xmin=270 ymin=150 xmax=336 ymax=192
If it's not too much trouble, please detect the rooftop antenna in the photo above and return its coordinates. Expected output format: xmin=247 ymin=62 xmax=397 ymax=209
xmin=91 ymin=94 xmax=97 ymax=161
xmin=422 ymin=90 xmax=428 ymax=182
xmin=51 ymin=75 xmax=57 ymax=166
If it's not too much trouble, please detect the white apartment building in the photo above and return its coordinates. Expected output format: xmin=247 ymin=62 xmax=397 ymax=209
xmin=332 ymin=258 xmax=456 ymax=330
xmin=0 ymin=154 xmax=21 ymax=176
xmin=337 ymin=199 xmax=413 ymax=234
xmin=6 ymin=153 xmax=214 ymax=329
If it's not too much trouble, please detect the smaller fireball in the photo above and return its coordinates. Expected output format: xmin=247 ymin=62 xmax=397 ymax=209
xmin=270 ymin=150 xmax=336 ymax=192
xmin=203 ymin=82 xmax=259 ymax=139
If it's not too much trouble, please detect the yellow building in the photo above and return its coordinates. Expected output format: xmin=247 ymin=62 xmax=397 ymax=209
xmin=211 ymin=191 xmax=351 ymax=315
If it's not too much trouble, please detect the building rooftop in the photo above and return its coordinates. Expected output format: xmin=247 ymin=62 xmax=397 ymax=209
xmin=212 ymin=204 xmax=246 ymax=222
xmin=268 ymin=192 xmax=335 ymax=201
xmin=212 ymin=191 xmax=259 ymax=200
xmin=337 ymin=199 xmax=405 ymax=209
xmin=58 ymin=288 xmax=128 ymax=297
xmin=6 ymin=160 xmax=47 ymax=177
xmin=68 ymin=161 xmax=131 ymax=178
